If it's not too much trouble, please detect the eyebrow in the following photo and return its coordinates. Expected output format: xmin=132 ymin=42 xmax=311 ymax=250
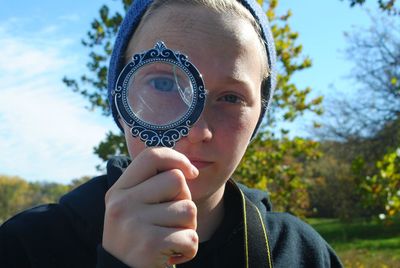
xmin=217 ymin=75 xmax=255 ymax=92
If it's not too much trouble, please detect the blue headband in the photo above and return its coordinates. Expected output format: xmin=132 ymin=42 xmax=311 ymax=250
xmin=107 ymin=0 xmax=277 ymax=138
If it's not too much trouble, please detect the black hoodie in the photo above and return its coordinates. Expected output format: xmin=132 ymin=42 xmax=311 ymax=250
xmin=0 ymin=156 xmax=343 ymax=267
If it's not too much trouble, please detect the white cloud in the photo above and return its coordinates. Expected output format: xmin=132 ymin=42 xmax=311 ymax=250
xmin=0 ymin=18 xmax=118 ymax=184
xmin=58 ymin=14 xmax=80 ymax=22
xmin=0 ymin=37 xmax=68 ymax=77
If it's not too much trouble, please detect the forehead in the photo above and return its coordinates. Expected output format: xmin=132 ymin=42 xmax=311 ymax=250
xmin=126 ymin=4 xmax=264 ymax=93
xmin=129 ymin=4 xmax=260 ymax=59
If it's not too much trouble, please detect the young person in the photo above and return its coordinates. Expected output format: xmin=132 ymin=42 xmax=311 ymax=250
xmin=0 ymin=0 xmax=343 ymax=267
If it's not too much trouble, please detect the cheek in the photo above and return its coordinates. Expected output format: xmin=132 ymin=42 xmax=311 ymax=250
xmin=206 ymin=107 xmax=260 ymax=181
xmin=207 ymin=107 xmax=260 ymax=164
xmin=211 ymin=107 xmax=260 ymax=141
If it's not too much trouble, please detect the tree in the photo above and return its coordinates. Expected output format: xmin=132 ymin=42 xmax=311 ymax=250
xmin=0 ymin=175 xmax=31 ymax=222
xmin=345 ymin=14 xmax=400 ymax=128
xmin=315 ymin=12 xmax=400 ymax=143
xmin=313 ymin=13 xmax=400 ymax=221
xmin=349 ymin=118 xmax=400 ymax=221
xmin=342 ymin=0 xmax=399 ymax=14
xmin=235 ymin=135 xmax=321 ymax=217
xmin=63 ymin=0 xmax=323 ymax=216
xmin=361 ymin=147 xmax=400 ymax=220
xmin=28 ymin=181 xmax=70 ymax=205
xmin=317 ymin=13 xmax=400 ymax=141
xmin=0 ymin=175 xmax=91 ymax=224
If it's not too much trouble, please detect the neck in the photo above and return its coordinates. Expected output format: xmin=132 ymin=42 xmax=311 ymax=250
xmin=195 ymin=184 xmax=226 ymax=242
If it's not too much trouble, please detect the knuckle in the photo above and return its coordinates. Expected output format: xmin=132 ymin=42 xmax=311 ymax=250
xmin=104 ymin=187 xmax=114 ymax=203
xmin=169 ymin=169 xmax=186 ymax=187
xmin=175 ymin=200 xmax=196 ymax=229
xmin=182 ymin=200 xmax=197 ymax=219
xmin=189 ymin=229 xmax=199 ymax=243
xmin=106 ymin=201 xmax=123 ymax=220
xmin=185 ymin=230 xmax=199 ymax=257
xmin=170 ymin=168 xmax=185 ymax=179
xmin=105 ymin=195 xmax=126 ymax=220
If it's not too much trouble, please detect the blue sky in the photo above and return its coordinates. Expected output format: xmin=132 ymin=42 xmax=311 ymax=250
xmin=0 ymin=0 xmax=378 ymax=184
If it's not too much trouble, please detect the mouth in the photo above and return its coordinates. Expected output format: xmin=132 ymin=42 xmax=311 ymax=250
xmin=189 ymin=158 xmax=213 ymax=169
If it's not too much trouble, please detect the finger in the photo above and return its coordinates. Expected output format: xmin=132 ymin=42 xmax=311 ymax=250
xmin=159 ymin=228 xmax=199 ymax=265
xmin=142 ymin=200 xmax=197 ymax=230
xmin=132 ymin=169 xmax=192 ymax=203
xmin=168 ymin=254 xmax=187 ymax=266
xmin=114 ymin=147 xmax=199 ymax=190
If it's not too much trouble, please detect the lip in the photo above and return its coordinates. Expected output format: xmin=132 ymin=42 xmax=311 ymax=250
xmin=188 ymin=158 xmax=213 ymax=169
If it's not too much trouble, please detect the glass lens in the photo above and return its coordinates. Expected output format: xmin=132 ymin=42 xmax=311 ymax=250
xmin=127 ymin=62 xmax=194 ymax=125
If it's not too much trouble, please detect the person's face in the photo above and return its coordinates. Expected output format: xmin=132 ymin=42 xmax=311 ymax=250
xmin=122 ymin=4 xmax=264 ymax=203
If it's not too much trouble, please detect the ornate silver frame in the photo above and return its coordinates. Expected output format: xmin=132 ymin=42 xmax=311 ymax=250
xmin=113 ymin=41 xmax=206 ymax=148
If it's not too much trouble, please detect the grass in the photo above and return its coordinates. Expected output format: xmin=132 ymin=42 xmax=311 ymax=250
xmin=308 ymin=217 xmax=400 ymax=268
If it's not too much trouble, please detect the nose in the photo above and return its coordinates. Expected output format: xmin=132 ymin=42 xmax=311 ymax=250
xmin=186 ymin=113 xmax=212 ymax=144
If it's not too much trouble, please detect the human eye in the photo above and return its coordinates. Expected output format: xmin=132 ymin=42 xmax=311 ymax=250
xmin=217 ymin=93 xmax=245 ymax=104
xmin=148 ymin=76 xmax=176 ymax=92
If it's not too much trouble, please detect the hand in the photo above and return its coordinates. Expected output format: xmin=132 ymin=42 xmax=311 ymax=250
xmin=102 ymin=147 xmax=199 ymax=268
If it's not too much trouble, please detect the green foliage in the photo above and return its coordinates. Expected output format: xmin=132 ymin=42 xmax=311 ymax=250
xmin=334 ymin=119 xmax=400 ymax=221
xmin=308 ymin=118 xmax=400 ymax=221
xmin=0 ymin=175 xmax=32 ymax=223
xmin=0 ymin=175 xmax=91 ymax=224
xmin=28 ymin=182 xmax=70 ymax=205
xmin=262 ymin=0 xmax=323 ymax=128
xmin=94 ymin=131 xmax=128 ymax=162
xmin=235 ymin=134 xmax=321 ymax=217
xmin=361 ymin=148 xmax=400 ymax=221
xmin=63 ymin=0 xmax=132 ymax=116
xmin=307 ymin=150 xmax=364 ymax=221
xmin=311 ymin=9 xmax=400 ymax=222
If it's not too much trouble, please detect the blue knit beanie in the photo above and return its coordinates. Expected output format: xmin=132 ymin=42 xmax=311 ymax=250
xmin=107 ymin=0 xmax=277 ymax=138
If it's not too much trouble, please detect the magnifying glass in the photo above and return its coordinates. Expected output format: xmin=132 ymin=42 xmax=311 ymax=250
xmin=113 ymin=41 xmax=206 ymax=148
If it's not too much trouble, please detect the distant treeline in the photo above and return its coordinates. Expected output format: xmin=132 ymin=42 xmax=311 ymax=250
xmin=0 ymin=175 xmax=90 ymax=224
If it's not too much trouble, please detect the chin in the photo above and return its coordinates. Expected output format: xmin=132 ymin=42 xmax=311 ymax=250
xmin=187 ymin=172 xmax=227 ymax=203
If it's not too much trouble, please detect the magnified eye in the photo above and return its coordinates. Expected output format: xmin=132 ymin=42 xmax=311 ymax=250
xmin=149 ymin=76 xmax=176 ymax=92
xmin=115 ymin=41 xmax=208 ymax=148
